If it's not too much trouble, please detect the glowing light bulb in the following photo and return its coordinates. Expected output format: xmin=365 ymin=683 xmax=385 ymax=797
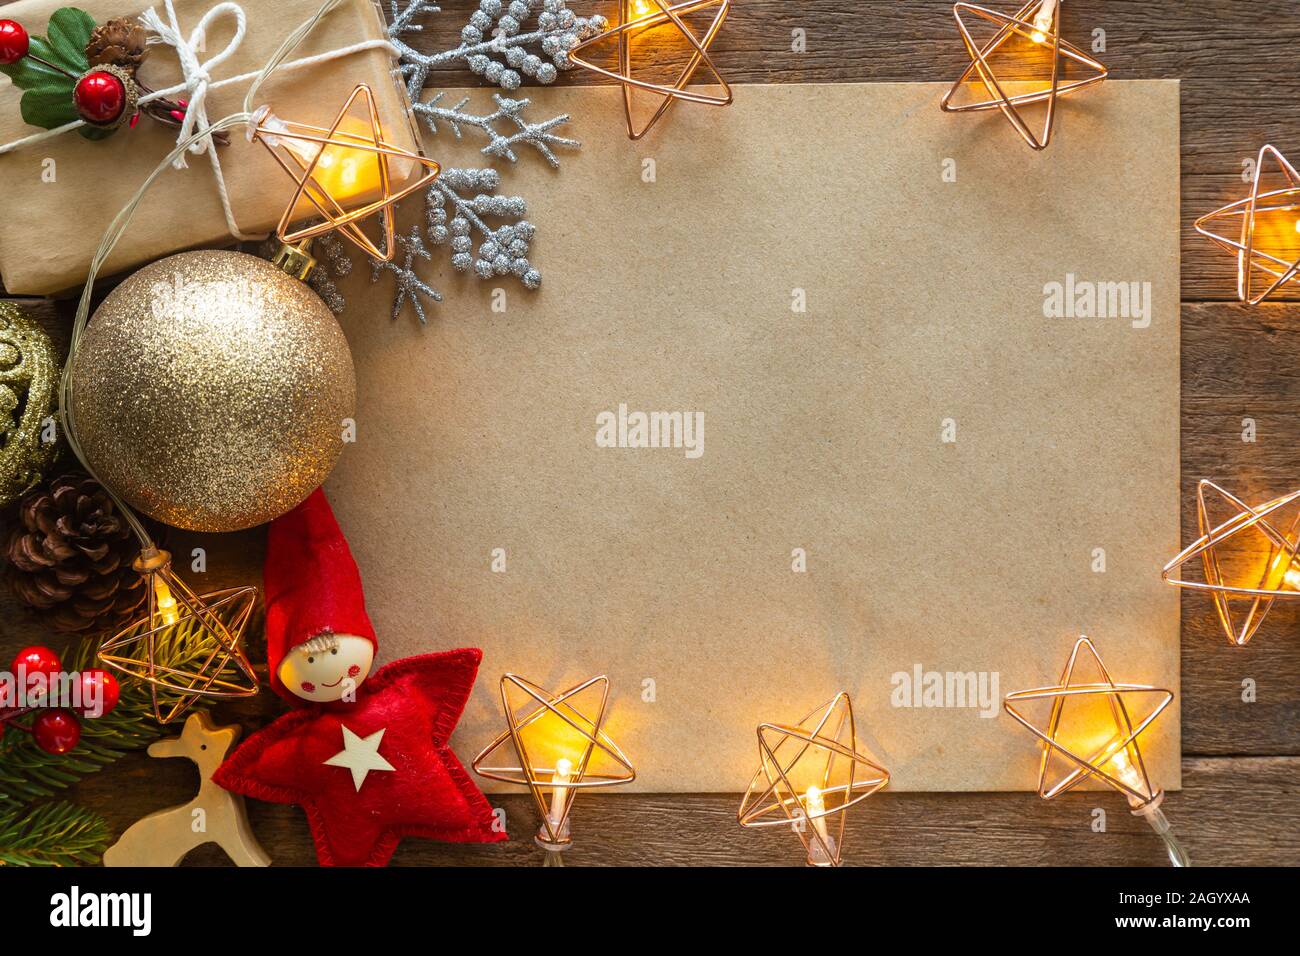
xmin=153 ymin=577 xmax=179 ymax=627
xmin=1263 ymin=546 xmax=1300 ymax=592
xmin=805 ymin=786 xmax=829 ymax=838
xmin=549 ymin=757 xmax=573 ymax=828
xmin=1104 ymin=744 xmax=1149 ymax=806
xmin=1030 ymin=0 xmax=1057 ymax=44
xmin=278 ymin=116 xmax=397 ymax=204
xmin=631 ymin=0 xmax=655 ymax=17
xmin=803 ymin=785 xmax=836 ymax=865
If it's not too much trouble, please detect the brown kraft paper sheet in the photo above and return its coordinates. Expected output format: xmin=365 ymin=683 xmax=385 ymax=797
xmin=322 ymin=80 xmax=1181 ymax=792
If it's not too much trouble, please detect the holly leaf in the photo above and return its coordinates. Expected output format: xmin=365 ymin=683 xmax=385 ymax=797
xmin=17 ymin=85 xmax=78 ymax=129
xmin=0 ymin=9 xmax=111 ymax=139
xmin=39 ymin=8 xmax=94 ymax=74
xmin=0 ymin=69 xmax=81 ymax=132
xmin=0 ymin=55 xmax=66 ymax=89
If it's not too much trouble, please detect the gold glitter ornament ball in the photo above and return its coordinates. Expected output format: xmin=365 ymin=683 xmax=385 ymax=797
xmin=69 ymin=251 xmax=356 ymax=532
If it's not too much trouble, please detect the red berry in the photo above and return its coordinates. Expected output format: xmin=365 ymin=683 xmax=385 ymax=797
xmin=11 ymin=645 xmax=62 ymax=681
xmin=32 ymin=710 xmax=81 ymax=755
xmin=0 ymin=20 xmax=28 ymax=65
xmin=74 ymin=70 xmax=126 ymax=125
xmin=77 ymin=670 xmax=120 ymax=718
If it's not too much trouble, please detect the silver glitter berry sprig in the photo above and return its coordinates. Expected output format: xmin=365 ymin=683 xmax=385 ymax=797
xmin=413 ymin=91 xmax=578 ymax=169
xmin=428 ymin=167 xmax=540 ymax=288
xmin=366 ymin=168 xmax=541 ymax=323
xmin=388 ymin=0 xmax=607 ymax=96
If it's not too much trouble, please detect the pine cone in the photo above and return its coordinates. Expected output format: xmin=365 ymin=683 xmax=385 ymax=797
xmin=3 ymin=472 xmax=146 ymax=634
xmin=85 ymin=17 xmax=149 ymax=71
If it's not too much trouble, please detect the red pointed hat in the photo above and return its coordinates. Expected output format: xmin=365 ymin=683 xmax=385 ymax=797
xmin=264 ymin=488 xmax=377 ymax=701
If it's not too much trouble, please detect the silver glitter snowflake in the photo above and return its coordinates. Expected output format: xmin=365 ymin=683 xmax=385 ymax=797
xmin=371 ymin=226 xmax=443 ymax=324
xmin=388 ymin=0 xmax=607 ymax=95
xmin=414 ymin=91 xmax=578 ymax=168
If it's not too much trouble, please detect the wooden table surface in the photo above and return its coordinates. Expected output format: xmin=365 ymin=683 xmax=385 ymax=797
xmin=2 ymin=0 xmax=1298 ymax=866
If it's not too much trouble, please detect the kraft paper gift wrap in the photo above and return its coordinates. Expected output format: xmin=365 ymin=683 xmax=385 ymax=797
xmin=324 ymin=80 xmax=1182 ymax=792
xmin=0 ymin=0 xmax=417 ymax=294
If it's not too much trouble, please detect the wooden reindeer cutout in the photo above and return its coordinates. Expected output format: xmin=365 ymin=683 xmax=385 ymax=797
xmin=104 ymin=712 xmax=271 ymax=867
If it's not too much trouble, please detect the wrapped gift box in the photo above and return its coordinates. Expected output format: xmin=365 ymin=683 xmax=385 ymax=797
xmin=0 ymin=0 xmax=419 ymax=294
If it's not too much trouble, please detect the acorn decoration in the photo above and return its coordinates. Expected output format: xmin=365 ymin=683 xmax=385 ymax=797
xmin=73 ymin=63 xmax=137 ymax=130
xmin=0 ymin=9 xmax=226 ymax=143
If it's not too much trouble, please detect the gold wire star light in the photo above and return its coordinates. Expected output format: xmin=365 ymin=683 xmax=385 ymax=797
xmin=737 ymin=693 xmax=889 ymax=867
xmin=1003 ymin=636 xmax=1187 ymax=867
xmin=569 ymin=0 xmax=732 ymax=140
xmin=472 ymin=674 xmax=635 ymax=851
xmin=252 ymin=83 xmax=441 ymax=263
xmin=1195 ymin=145 xmax=1300 ymax=304
xmin=1162 ymin=479 xmax=1300 ymax=646
xmin=940 ymin=0 xmax=1108 ymax=151
xmin=98 ymin=547 xmax=258 ymax=724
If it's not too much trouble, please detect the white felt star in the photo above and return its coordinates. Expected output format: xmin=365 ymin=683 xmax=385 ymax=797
xmin=324 ymin=725 xmax=396 ymax=791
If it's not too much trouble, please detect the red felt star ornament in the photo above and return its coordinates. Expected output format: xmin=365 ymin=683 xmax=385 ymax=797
xmin=213 ymin=649 xmax=505 ymax=866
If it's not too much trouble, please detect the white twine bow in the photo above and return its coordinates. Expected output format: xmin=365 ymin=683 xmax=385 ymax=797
xmin=139 ymin=0 xmax=253 ymax=238
xmin=139 ymin=0 xmax=247 ymax=169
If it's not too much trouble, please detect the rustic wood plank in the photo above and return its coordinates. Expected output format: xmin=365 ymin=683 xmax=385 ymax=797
xmin=1180 ymin=302 xmax=1300 ymax=755
xmin=411 ymin=0 xmax=1300 ymax=93
xmin=67 ymin=753 xmax=1300 ymax=866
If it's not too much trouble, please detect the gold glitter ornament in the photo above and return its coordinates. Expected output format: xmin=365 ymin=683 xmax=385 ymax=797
xmin=68 ymin=251 xmax=355 ymax=532
xmin=0 ymin=302 xmax=59 ymax=508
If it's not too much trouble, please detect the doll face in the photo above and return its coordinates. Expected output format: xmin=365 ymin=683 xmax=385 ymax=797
xmin=278 ymin=634 xmax=374 ymax=703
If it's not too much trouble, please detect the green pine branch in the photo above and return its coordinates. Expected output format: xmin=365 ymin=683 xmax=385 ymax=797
xmin=0 ymin=583 xmax=258 ymax=878
xmin=0 ymin=800 xmax=110 ymax=866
